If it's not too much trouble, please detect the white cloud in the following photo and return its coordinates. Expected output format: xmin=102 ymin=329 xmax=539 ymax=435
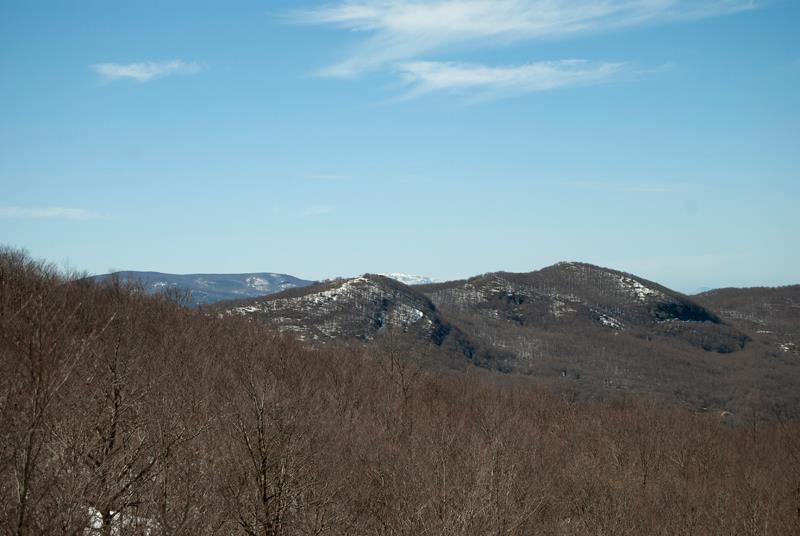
xmin=0 ymin=207 xmax=106 ymax=220
xmin=292 ymin=0 xmax=757 ymax=76
xmin=91 ymin=60 xmax=203 ymax=82
xmin=399 ymin=60 xmax=626 ymax=99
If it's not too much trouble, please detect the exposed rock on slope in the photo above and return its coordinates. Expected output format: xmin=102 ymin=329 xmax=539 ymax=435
xmin=219 ymin=274 xmax=507 ymax=369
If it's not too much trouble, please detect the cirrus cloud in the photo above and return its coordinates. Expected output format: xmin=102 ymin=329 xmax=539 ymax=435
xmin=91 ymin=60 xmax=203 ymax=82
xmin=399 ymin=59 xmax=627 ymax=99
xmin=291 ymin=0 xmax=757 ymax=77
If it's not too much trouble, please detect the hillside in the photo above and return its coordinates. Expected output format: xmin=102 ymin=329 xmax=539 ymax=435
xmin=419 ymin=261 xmax=742 ymax=350
xmin=3 ymin=248 xmax=800 ymax=534
xmin=89 ymin=270 xmax=314 ymax=306
xmin=3 ymin=248 xmax=800 ymax=535
xmin=694 ymin=285 xmax=800 ymax=356
xmin=219 ymin=274 xmax=509 ymax=369
xmin=222 ymin=262 xmax=799 ymax=419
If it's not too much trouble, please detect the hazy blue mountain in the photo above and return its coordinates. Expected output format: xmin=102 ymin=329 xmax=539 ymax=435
xmin=90 ymin=271 xmax=315 ymax=306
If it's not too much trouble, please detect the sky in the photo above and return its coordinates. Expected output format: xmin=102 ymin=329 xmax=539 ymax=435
xmin=1 ymin=0 xmax=798 ymax=292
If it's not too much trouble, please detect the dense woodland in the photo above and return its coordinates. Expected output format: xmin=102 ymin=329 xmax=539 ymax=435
xmin=2 ymin=247 xmax=800 ymax=535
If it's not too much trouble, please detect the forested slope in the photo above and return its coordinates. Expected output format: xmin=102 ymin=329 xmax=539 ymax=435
xmin=220 ymin=263 xmax=800 ymax=420
xmin=2 ymin=248 xmax=799 ymax=535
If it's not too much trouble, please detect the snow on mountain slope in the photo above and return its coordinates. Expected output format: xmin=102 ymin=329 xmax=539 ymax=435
xmin=208 ymin=263 xmax=791 ymax=414
xmin=379 ymin=273 xmax=436 ymax=285
xmin=225 ymin=275 xmax=440 ymax=342
xmin=694 ymin=285 xmax=800 ymax=356
xmin=217 ymin=273 xmax=510 ymax=369
xmin=420 ymin=262 xmax=716 ymax=329
xmin=416 ymin=262 xmax=750 ymax=357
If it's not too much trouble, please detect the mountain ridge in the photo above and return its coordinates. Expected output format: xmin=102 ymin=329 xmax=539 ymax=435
xmin=211 ymin=261 xmax=800 ymax=418
xmin=88 ymin=270 xmax=315 ymax=306
xmin=219 ymin=273 xmax=510 ymax=370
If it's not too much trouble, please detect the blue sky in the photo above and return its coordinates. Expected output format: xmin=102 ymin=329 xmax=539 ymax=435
xmin=1 ymin=0 xmax=798 ymax=291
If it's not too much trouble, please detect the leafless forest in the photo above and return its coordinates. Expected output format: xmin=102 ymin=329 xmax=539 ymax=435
xmin=2 ymin=247 xmax=799 ymax=535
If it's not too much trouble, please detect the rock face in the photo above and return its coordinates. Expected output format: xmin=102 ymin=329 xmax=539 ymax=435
xmin=88 ymin=271 xmax=314 ymax=306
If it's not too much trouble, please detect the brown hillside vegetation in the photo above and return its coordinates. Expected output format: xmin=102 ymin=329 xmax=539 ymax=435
xmin=2 ymin=247 xmax=800 ymax=535
xmin=216 ymin=264 xmax=800 ymax=421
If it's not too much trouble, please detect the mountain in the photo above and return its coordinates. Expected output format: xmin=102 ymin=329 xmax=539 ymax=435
xmin=89 ymin=271 xmax=315 ymax=306
xmin=418 ymin=262 xmax=747 ymax=355
xmin=218 ymin=274 xmax=507 ymax=369
xmin=218 ymin=262 xmax=800 ymax=418
xmin=694 ymin=285 xmax=800 ymax=356
xmin=379 ymin=273 xmax=436 ymax=285
xmin=4 ymin=249 xmax=798 ymax=534
xmin=224 ymin=275 xmax=441 ymax=343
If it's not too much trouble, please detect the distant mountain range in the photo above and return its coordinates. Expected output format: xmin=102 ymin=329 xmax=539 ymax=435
xmin=88 ymin=271 xmax=435 ymax=306
xmin=89 ymin=264 xmax=800 ymax=418
xmin=89 ymin=271 xmax=315 ymax=306
xmin=212 ymin=262 xmax=800 ymax=420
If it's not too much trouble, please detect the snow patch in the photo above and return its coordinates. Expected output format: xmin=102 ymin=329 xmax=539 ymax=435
xmin=550 ymin=299 xmax=576 ymax=318
xmin=617 ymin=275 xmax=660 ymax=302
xmin=598 ymin=313 xmax=624 ymax=330
xmin=231 ymin=305 xmax=261 ymax=314
xmin=246 ymin=276 xmax=275 ymax=292
xmin=380 ymin=273 xmax=436 ymax=285
xmin=225 ymin=271 xmax=446 ymax=345
xmin=389 ymin=304 xmax=425 ymax=325
xmin=85 ymin=507 xmax=156 ymax=535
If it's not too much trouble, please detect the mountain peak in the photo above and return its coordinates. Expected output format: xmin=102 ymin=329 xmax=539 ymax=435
xmin=221 ymin=274 xmax=439 ymax=342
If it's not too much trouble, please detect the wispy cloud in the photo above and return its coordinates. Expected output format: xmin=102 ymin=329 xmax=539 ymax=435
xmin=0 ymin=206 xmax=107 ymax=220
xmin=91 ymin=60 xmax=203 ymax=82
xmin=291 ymin=0 xmax=757 ymax=77
xmin=399 ymin=60 xmax=627 ymax=99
